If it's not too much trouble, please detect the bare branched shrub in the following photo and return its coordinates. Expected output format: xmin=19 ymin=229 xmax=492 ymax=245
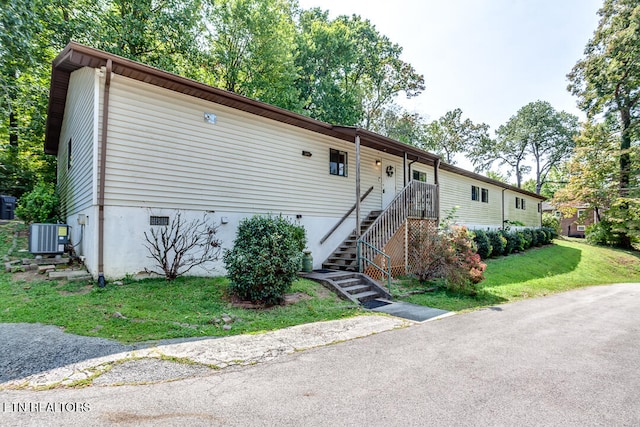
xmin=143 ymin=212 xmax=221 ymax=280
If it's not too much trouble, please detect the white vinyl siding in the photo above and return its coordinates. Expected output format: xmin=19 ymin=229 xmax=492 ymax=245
xmin=504 ymin=191 xmax=541 ymax=227
xmin=57 ymin=67 xmax=96 ymax=216
xmin=103 ymin=75 xmax=386 ymax=217
xmin=438 ymin=169 xmax=503 ymax=228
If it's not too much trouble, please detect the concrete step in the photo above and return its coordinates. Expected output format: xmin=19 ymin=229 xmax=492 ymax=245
xmin=335 ymin=278 xmax=362 ymax=288
xmin=342 ymin=284 xmax=370 ymax=294
xmin=351 ymin=290 xmax=380 ymax=302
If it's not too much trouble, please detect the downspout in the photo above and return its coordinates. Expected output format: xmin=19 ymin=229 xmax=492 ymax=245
xmin=97 ymin=59 xmax=112 ymax=287
xmin=434 ymin=159 xmax=440 ymax=222
xmin=501 ymin=188 xmax=507 ymax=230
xmin=403 ymin=152 xmax=408 ymax=186
xmin=355 ymin=133 xmax=361 ymax=238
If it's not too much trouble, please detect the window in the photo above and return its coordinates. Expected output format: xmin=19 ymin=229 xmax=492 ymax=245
xmin=576 ymin=225 xmax=586 ymax=232
xmin=577 ymin=209 xmax=586 ymax=219
xmin=522 ymin=199 xmax=526 ymax=210
xmin=329 ymin=149 xmax=348 ymax=177
xmin=67 ymin=138 xmax=72 ymax=170
xmin=471 ymin=185 xmax=480 ymax=201
xmin=516 ymin=197 xmax=526 ymax=210
xmin=555 ymin=211 xmax=562 ymax=218
xmin=413 ymin=170 xmax=427 ymax=182
xmin=481 ymin=188 xmax=489 ymax=203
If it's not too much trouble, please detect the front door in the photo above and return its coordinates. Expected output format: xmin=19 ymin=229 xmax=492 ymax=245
xmin=382 ymin=161 xmax=397 ymax=208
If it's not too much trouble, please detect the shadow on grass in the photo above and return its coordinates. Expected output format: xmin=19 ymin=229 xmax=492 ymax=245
xmin=481 ymin=244 xmax=583 ymax=288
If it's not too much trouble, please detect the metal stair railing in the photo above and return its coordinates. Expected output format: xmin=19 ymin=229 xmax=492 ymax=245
xmin=357 ymin=240 xmax=392 ymax=293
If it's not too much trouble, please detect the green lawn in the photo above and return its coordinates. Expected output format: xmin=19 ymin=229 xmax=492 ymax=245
xmin=396 ymin=239 xmax=640 ymax=311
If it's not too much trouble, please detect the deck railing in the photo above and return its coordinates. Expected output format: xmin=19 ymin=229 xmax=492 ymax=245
xmin=358 ymin=180 xmax=438 ymax=276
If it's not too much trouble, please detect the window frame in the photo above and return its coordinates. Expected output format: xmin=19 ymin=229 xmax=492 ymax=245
xmin=471 ymin=185 xmax=480 ymax=201
xmin=481 ymin=188 xmax=489 ymax=203
xmin=329 ymin=148 xmax=348 ymax=177
xmin=413 ymin=170 xmax=427 ymax=182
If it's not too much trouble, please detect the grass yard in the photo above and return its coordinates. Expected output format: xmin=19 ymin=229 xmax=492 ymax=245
xmin=395 ymin=238 xmax=640 ymax=312
xmin=2 ymin=220 xmax=639 ymax=343
xmin=0 ymin=222 xmax=359 ymax=343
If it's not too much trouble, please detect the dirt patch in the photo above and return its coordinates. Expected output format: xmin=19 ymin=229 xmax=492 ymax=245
xmin=58 ymin=284 xmax=93 ymax=296
xmin=229 ymin=292 xmax=312 ymax=309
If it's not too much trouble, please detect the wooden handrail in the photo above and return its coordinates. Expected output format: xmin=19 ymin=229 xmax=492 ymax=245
xmin=320 ymin=186 xmax=375 ymax=244
xmin=358 ymin=181 xmax=438 ymax=268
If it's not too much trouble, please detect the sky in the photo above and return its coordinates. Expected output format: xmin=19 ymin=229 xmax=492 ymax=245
xmin=296 ymin=0 xmax=603 ymax=133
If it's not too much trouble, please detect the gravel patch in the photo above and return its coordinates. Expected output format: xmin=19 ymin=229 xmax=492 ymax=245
xmin=0 ymin=323 xmax=136 ymax=383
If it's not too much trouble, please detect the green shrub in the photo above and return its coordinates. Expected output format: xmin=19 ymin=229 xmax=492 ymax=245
xmin=473 ymin=229 xmax=492 ymax=259
xmin=534 ymin=229 xmax=546 ymax=246
xmin=223 ymin=215 xmax=306 ymax=305
xmin=487 ymin=230 xmax=507 ymax=256
xmin=501 ymin=230 xmax=516 ymax=255
xmin=586 ymin=221 xmax=620 ymax=246
xmin=409 ymin=225 xmax=486 ymax=295
xmin=542 ymin=213 xmax=560 ymax=234
xmin=521 ymin=229 xmax=533 ymax=249
xmin=15 ymin=182 xmax=59 ymax=224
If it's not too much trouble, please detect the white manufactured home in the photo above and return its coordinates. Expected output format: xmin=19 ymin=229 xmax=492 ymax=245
xmin=44 ymin=43 xmax=545 ymax=281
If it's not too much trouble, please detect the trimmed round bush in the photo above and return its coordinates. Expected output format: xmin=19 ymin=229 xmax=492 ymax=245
xmin=473 ymin=229 xmax=492 ymax=259
xmin=487 ymin=230 xmax=507 ymax=256
xmin=224 ymin=215 xmax=306 ymax=305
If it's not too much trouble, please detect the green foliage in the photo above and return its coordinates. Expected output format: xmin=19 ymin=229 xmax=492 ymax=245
xmin=486 ymin=230 xmax=507 ymax=257
xmin=14 ymin=181 xmax=59 ymax=224
xmin=472 ymin=229 xmax=492 ymax=259
xmin=224 ymin=215 xmax=306 ymax=305
xmin=421 ymin=109 xmax=492 ymax=165
xmin=586 ymin=199 xmax=640 ymax=248
xmin=409 ymin=224 xmax=486 ymax=295
xmin=542 ymin=212 xmax=560 ymax=233
xmin=470 ymin=101 xmax=577 ymax=191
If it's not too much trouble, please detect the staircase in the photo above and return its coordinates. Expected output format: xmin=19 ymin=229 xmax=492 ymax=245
xmin=322 ymin=210 xmax=382 ymax=271
xmin=302 ymin=270 xmax=391 ymax=305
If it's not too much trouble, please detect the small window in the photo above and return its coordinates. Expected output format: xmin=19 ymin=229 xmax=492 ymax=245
xmin=554 ymin=211 xmax=562 ymax=218
xmin=413 ymin=170 xmax=427 ymax=182
xmin=330 ymin=149 xmax=348 ymax=177
xmin=471 ymin=185 xmax=480 ymax=201
xmin=577 ymin=209 xmax=586 ymax=218
xmin=67 ymin=138 xmax=72 ymax=170
xmin=481 ymin=188 xmax=489 ymax=203
xmin=522 ymin=199 xmax=526 ymax=210
xmin=516 ymin=197 xmax=521 ymax=209
xmin=150 ymin=216 xmax=170 ymax=226
xmin=576 ymin=225 xmax=586 ymax=232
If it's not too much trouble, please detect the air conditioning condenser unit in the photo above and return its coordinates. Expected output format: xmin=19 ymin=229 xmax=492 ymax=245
xmin=29 ymin=224 xmax=69 ymax=255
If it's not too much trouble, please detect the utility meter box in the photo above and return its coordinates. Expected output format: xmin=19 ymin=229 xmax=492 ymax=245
xmin=29 ymin=224 xmax=69 ymax=255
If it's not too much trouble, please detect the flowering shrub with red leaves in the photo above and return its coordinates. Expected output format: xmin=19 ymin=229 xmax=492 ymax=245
xmin=408 ymin=224 xmax=486 ymax=295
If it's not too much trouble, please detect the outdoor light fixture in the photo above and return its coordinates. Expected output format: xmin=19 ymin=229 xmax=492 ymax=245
xmin=376 ymin=160 xmax=381 ymax=166
xmin=204 ymin=112 xmax=217 ymax=124
xmin=302 ymin=150 xmax=312 ymax=157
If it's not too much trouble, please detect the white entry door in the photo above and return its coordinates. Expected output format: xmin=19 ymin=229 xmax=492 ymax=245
xmin=382 ymin=161 xmax=397 ymax=208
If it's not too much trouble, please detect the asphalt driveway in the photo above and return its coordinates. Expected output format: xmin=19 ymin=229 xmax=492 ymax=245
xmin=2 ymin=283 xmax=639 ymax=426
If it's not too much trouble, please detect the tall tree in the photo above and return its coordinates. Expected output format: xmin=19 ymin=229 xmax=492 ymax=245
xmin=568 ymin=0 xmax=640 ymax=247
xmin=554 ymin=120 xmax=619 ymax=221
xmin=204 ymin=0 xmax=300 ymax=109
xmin=368 ymin=105 xmax=427 ymax=145
xmin=423 ymin=109 xmax=492 ymax=165
xmin=295 ymin=9 xmax=424 ymax=126
xmin=516 ymin=101 xmax=578 ymax=194
xmin=470 ymin=101 xmax=577 ymax=192
xmin=568 ymin=0 xmax=639 ymax=197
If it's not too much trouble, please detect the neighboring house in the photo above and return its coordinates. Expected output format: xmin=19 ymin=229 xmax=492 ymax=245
xmin=542 ymin=202 xmax=596 ymax=238
xmin=44 ymin=43 xmax=546 ymax=280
